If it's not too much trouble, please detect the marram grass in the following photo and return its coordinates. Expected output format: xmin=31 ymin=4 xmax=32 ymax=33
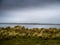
xmin=0 ymin=25 xmax=60 ymax=45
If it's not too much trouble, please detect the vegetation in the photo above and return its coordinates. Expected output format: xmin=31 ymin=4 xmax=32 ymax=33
xmin=0 ymin=25 xmax=60 ymax=45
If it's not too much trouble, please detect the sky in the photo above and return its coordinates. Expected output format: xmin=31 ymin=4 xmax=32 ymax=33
xmin=0 ymin=0 xmax=60 ymax=23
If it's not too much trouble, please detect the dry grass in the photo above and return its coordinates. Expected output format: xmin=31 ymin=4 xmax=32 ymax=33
xmin=0 ymin=26 xmax=60 ymax=45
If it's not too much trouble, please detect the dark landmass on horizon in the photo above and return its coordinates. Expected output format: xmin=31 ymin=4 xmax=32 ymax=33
xmin=0 ymin=23 xmax=60 ymax=25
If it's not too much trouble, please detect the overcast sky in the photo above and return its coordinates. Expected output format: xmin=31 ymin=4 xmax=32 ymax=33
xmin=0 ymin=0 xmax=60 ymax=23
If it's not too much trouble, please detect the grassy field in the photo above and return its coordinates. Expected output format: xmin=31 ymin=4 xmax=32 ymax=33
xmin=0 ymin=37 xmax=60 ymax=45
xmin=0 ymin=25 xmax=60 ymax=45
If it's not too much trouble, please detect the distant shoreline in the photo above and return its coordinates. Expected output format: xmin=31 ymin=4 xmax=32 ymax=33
xmin=0 ymin=23 xmax=60 ymax=25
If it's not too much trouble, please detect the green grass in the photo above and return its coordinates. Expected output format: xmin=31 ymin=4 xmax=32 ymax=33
xmin=0 ymin=37 xmax=60 ymax=45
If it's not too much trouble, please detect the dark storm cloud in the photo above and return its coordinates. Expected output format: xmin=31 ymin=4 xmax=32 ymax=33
xmin=0 ymin=0 xmax=2 ymax=4
xmin=0 ymin=0 xmax=3 ymax=6
xmin=1 ymin=0 xmax=60 ymax=9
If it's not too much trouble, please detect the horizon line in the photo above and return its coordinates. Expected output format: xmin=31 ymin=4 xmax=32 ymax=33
xmin=0 ymin=23 xmax=60 ymax=25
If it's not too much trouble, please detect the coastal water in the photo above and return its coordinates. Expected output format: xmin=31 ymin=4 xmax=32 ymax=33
xmin=0 ymin=23 xmax=60 ymax=28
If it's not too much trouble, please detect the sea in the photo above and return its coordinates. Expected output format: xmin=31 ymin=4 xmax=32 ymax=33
xmin=0 ymin=23 xmax=60 ymax=28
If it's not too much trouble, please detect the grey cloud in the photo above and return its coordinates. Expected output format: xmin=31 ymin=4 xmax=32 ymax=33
xmin=0 ymin=0 xmax=60 ymax=23
xmin=0 ymin=5 xmax=60 ymax=23
xmin=1 ymin=0 xmax=60 ymax=9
